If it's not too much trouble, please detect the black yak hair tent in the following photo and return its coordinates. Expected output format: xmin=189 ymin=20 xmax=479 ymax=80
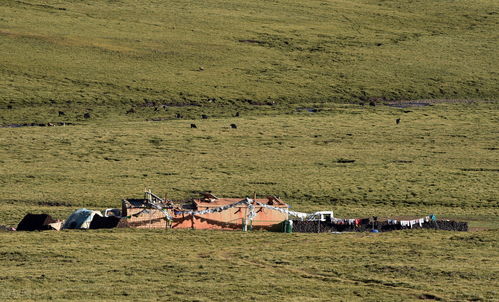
xmin=17 ymin=214 xmax=56 ymax=231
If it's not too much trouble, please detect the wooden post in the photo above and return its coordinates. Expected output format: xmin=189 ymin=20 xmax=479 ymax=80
xmin=243 ymin=206 xmax=248 ymax=231
xmin=249 ymin=201 xmax=254 ymax=231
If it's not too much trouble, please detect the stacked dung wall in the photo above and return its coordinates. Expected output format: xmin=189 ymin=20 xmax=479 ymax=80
xmin=122 ymin=200 xmax=168 ymax=229
xmin=173 ymin=197 xmax=288 ymax=231
xmin=121 ymin=195 xmax=289 ymax=230
xmin=126 ymin=209 xmax=167 ymax=229
xmin=172 ymin=200 xmax=288 ymax=231
xmin=292 ymin=220 xmax=468 ymax=233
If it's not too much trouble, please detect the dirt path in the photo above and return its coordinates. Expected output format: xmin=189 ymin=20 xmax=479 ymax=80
xmin=385 ymin=99 xmax=497 ymax=108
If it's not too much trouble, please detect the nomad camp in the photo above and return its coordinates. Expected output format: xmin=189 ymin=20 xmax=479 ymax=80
xmin=12 ymin=190 xmax=468 ymax=233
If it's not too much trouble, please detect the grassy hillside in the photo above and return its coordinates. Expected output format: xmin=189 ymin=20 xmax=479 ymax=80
xmin=1 ymin=0 xmax=498 ymax=108
xmin=1 ymin=102 xmax=497 ymax=227
xmin=1 ymin=1 xmax=498 ymax=300
xmin=1 ymin=98 xmax=497 ymax=302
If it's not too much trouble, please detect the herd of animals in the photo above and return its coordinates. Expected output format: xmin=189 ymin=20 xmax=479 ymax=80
xmin=4 ymin=104 xmax=402 ymax=128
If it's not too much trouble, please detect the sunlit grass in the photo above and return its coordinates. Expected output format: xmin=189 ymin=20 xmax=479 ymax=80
xmin=1 ymin=102 xmax=497 ymax=226
xmin=0 ymin=228 xmax=497 ymax=301
xmin=0 ymin=0 xmax=498 ymax=299
xmin=1 ymin=0 xmax=498 ymax=108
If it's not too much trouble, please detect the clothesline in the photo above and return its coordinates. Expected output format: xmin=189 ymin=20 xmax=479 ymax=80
xmin=131 ymin=198 xmax=311 ymax=222
xmin=127 ymin=197 xmax=437 ymax=229
xmin=175 ymin=198 xmax=252 ymax=216
xmin=328 ymin=215 xmax=437 ymax=228
xmin=254 ymin=201 xmax=309 ymax=219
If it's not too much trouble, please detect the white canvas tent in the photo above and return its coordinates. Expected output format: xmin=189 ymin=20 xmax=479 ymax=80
xmin=63 ymin=208 xmax=103 ymax=229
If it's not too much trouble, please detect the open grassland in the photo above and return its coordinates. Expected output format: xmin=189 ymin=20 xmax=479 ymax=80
xmin=0 ymin=229 xmax=497 ymax=301
xmin=1 ymin=102 xmax=498 ymax=226
xmin=1 ymin=0 xmax=498 ymax=109
xmin=0 ymin=103 xmax=498 ymax=300
xmin=1 ymin=0 xmax=498 ymax=300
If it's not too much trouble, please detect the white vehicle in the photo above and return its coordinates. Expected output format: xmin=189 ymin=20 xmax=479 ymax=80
xmin=306 ymin=211 xmax=334 ymax=222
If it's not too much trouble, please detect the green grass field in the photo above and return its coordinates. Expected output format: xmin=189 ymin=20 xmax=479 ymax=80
xmin=1 ymin=0 xmax=498 ymax=110
xmin=0 ymin=229 xmax=497 ymax=301
xmin=1 ymin=102 xmax=498 ymax=300
xmin=1 ymin=0 xmax=498 ymax=300
xmin=1 ymin=102 xmax=498 ymax=224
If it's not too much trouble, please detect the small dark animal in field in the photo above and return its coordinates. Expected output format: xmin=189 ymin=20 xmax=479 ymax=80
xmin=191 ymin=124 xmax=197 ymax=128
xmin=58 ymin=111 xmax=65 ymax=116
xmin=235 ymin=112 xmax=240 ymax=117
xmin=201 ymin=114 xmax=208 ymax=119
xmin=396 ymin=118 xmax=401 ymax=124
xmin=369 ymin=101 xmax=376 ymax=107
xmin=230 ymin=123 xmax=237 ymax=129
xmin=83 ymin=113 xmax=91 ymax=119
xmin=155 ymin=104 xmax=168 ymax=111
xmin=337 ymin=159 xmax=355 ymax=163
xmin=126 ymin=108 xmax=136 ymax=114
xmin=176 ymin=113 xmax=183 ymax=119
xmin=7 ymin=105 xmax=12 ymax=109
xmin=47 ymin=122 xmax=55 ymax=127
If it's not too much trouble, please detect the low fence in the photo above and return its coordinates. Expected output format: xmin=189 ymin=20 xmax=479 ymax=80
xmin=291 ymin=220 xmax=468 ymax=233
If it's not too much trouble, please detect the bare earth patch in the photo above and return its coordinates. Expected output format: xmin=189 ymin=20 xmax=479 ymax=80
xmin=385 ymin=99 xmax=497 ymax=108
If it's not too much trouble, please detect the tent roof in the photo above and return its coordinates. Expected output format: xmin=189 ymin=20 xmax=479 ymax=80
xmin=63 ymin=208 xmax=102 ymax=229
